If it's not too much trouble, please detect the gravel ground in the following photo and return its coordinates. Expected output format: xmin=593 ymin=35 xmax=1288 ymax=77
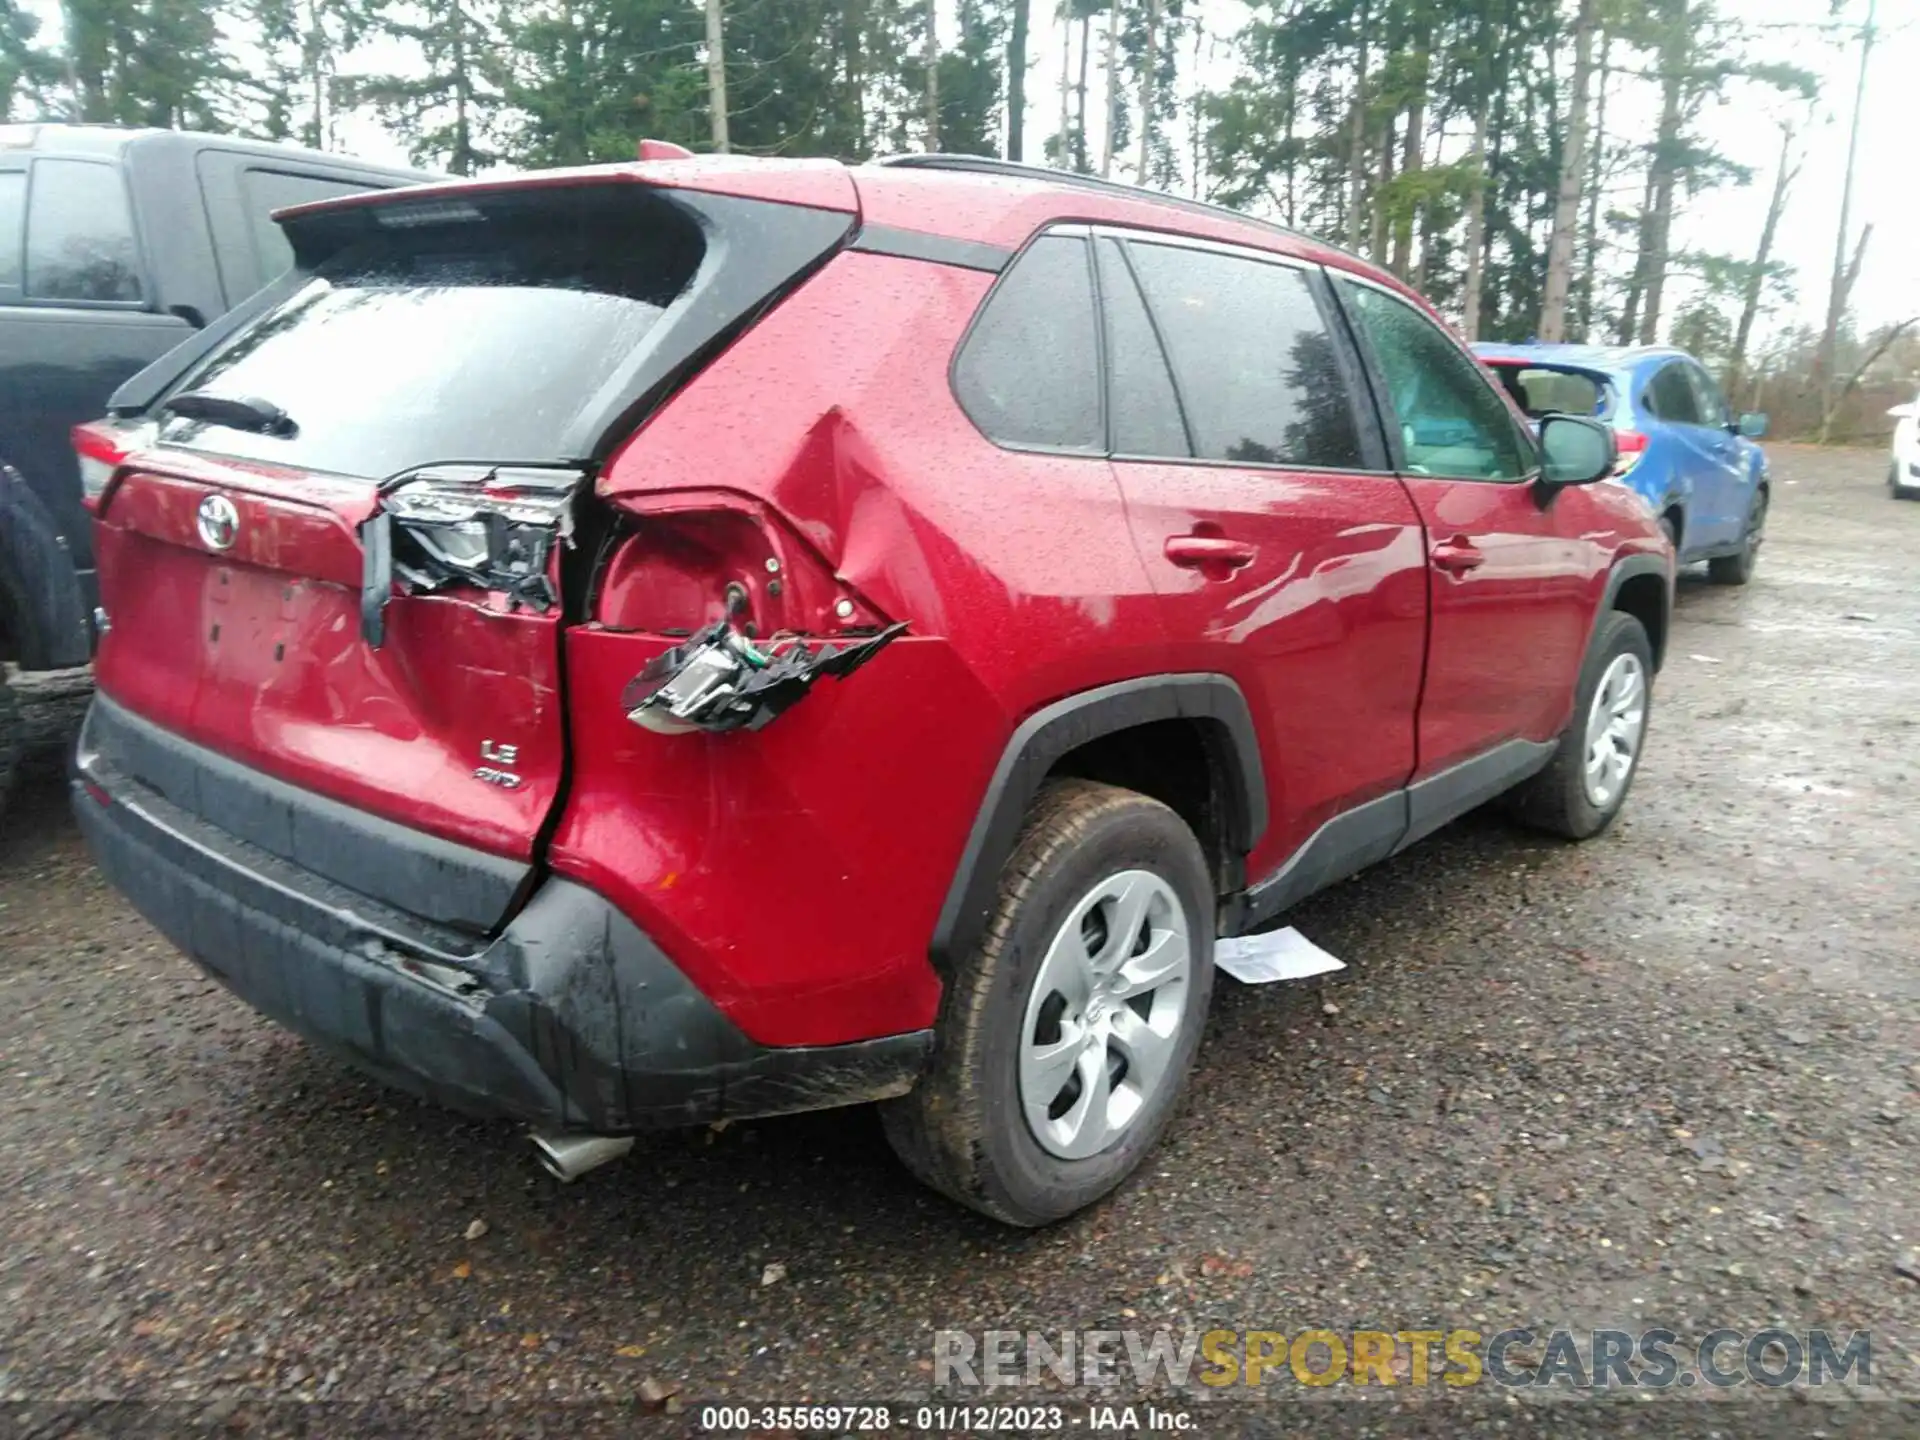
xmin=1 ymin=445 xmax=1915 ymax=1434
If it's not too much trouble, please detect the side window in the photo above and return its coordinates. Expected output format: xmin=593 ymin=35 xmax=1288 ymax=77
xmin=1685 ymin=364 xmax=1729 ymax=428
xmin=1645 ymin=363 xmax=1701 ymax=425
xmin=1341 ymin=281 xmax=1529 ymax=481
xmin=26 ymin=159 xmax=142 ymax=303
xmin=0 ymin=170 xmax=22 ymax=288
xmin=1128 ymin=241 xmax=1362 ymax=469
xmin=241 ymin=169 xmax=376 ymax=279
xmin=1094 ymin=238 xmax=1189 ymax=458
xmin=954 ymin=232 xmax=1103 ymax=451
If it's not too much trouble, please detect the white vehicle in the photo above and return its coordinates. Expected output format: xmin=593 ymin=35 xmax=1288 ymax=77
xmin=1892 ymin=394 xmax=1920 ymax=501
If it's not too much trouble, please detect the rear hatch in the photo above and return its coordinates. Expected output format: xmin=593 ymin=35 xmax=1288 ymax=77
xmin=87 ymin=169 xmax=856 ymax=930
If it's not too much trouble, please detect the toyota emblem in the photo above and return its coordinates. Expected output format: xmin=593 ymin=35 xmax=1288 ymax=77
xmin=196 ymin=494 xmax=239 ymax=552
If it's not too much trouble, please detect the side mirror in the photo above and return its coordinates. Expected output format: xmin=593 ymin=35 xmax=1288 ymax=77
xmin=1737 ymin=413 xmax=1770 ymax=440
xmin=1890 ymin=403 xmax=1919 ymax=420
xmin=1537 ymin=414 xmax=1617 ymax=489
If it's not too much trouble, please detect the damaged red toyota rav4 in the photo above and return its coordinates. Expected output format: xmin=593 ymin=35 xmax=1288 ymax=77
xmin=72 ymin=153 xmax=1671 ymax=1226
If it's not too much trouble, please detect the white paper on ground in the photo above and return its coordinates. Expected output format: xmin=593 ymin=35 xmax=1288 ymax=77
xmin=1212 ymin=926 xmax=1347 ymax=984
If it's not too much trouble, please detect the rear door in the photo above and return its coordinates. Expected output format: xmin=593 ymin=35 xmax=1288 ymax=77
xmin=1335 ymin=275 xmax=1599 ymax=775
xmin=1681 ymin=361 xmax=1751 ymax=541
xmin=91 ymin=176 xmax=856 ymax=895
xmin=1097 ymin=232 xmax=1429 ymax=880
xmin=1642 ymin=360 xmax=1734 ymax=549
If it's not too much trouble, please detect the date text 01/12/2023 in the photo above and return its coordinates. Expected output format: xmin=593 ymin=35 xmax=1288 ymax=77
xmin=696 ymin=1403 xmax=1196 ymax=1432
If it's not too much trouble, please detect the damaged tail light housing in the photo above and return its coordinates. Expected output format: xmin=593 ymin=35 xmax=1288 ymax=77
xmin=596 ymin=492 xmax=905 ymax=734
xmin=360 ymin=464 xmax=584 ymax=646
xmin=1613 ymin=429 xmax=1650 ymax=477
xmin=72 ymin=419 xmax=153 ymax=508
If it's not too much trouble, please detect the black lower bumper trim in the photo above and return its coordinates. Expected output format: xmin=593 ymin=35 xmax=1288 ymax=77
xmin=74 ymin=706 xmax=931 ymax=1131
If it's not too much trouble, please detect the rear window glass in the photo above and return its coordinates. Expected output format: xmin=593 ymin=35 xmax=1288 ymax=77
xmin=161 ymin=187 xmax=704 ymax=479
xmin=27 ymin=159 xmax=141 ymax=302
xmin=0 ymin=170 xmax=21 ymax=287
xmin=242 ymin=169 xmax=379 ymax=279
xmin=1494 ymin=366 xmax=1608 ymax=419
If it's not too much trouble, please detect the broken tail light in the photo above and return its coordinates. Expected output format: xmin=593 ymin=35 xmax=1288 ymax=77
xmin=597 ymin=493 xmax=905 ymax=735
xmin=1613 ymin=430 xmax=1650 ymax=477
xmin=72 ymin=419 xmax=153 ymax=508
xmin=359 ymin=464 xmax=583 ymax=646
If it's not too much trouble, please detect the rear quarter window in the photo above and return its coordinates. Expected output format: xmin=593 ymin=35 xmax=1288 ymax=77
xmin=952 ymin=233 xmax=1103 ymax=452
xmin=26 ymin=159 xmax=142 ymax=303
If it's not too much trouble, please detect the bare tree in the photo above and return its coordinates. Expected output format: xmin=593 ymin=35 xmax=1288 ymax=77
xmin=1726 ymin=123 xmax=1799 ymax=397
xmin=704 ymin=0 xmax=729 ymax=153
xmin=1539 ymin=0 xmax=1598 ymax=342
xmin=1635 ymin=0 xmax=1688 ymax=346
xmin=1817 ymin=0 xmax=1876 ymax=390
xmin=1821 ymin=313 xmax=1915 ymax=442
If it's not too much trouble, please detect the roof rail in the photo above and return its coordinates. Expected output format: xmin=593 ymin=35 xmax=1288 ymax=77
xmin=871 ymin=153 xmax=1361 ymax=261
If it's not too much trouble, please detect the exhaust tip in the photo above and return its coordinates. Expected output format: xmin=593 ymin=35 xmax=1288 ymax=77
xmin=529 ymin=1131 xmax=635 ymax=1184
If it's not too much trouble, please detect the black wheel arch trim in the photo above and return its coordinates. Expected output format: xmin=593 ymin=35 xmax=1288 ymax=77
xmin=931 ymin=675 xmax=1267 ymax=973
xmin=1597 ymin=551 xmax=1672 ymax=672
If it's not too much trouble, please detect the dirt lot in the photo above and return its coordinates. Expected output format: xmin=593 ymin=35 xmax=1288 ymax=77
xmin=1 ymin=445 xmax=1915 ymax=1431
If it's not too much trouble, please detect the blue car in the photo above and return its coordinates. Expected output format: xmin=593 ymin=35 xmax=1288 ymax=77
xmin=1473 ymin=344 xmax=1771 ymax=584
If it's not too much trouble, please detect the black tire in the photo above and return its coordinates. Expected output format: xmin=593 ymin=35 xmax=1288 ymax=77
xmin=0 ymin=669 xmax=21 ymax=828
xmin=880 ymin=779 xmax=1215 ymax=1227
xmin=1893 ymin=464 xmax=1919 ymax=501
xmin=1708 ymin=486 xmax=1767 ymax=585
xmin=1508 ymin=611 xmax=1654 ymax=841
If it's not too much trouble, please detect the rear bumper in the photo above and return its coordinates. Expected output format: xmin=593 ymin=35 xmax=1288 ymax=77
xmin=73 ymin=703 xmax=931 ymax=1132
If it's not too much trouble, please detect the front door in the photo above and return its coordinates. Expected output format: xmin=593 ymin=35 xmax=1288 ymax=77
xmin=1098 ymin=234 xmax=1429 ymax=881
xmin=1334 ymin=277 xmax=1601 ymax=778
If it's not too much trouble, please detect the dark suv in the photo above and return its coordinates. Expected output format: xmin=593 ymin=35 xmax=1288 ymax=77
xmin=71 ymin=154 xmax=1672 ymax=1225
xmin=0 ymin=124 xmax=424 ymax=812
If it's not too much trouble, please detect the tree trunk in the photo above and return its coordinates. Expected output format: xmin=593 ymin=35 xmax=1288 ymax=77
xmin=1818 ymin=0 xmax=1876 ymax=391
xmin=450 ymin=0 xmax=473 ymax=175
xmin=1726 ymin=125 xmax=1795 ymax=397
xmin=1578 ymin=24 xmax=1611 ymax=340
xmin=1007 ymin=0 xmax=1029 ymax=161
xmin=705 ymin=0 xmax=730 ymax=153
xmin=304 ymin=0 xmax=326 ymax=150
xmin=841 ymin=0 xmax=865 ymax=156
xmin=1345 ymin=0 xmax=1370 ymax=252
xmin=1369 ymin=110 xmax=1393 ymax=267
xmin=1190 ymin=18 xmax=1204 ymax=197
xmin=1820 ymin=310 xmax=1912 ymax=443
xmin=1390 ymin=70 xmax=1425 ymax=280
xmin=1636 ymin=0 xmax=1687 ymax=346
xmin=1135 ymin=0 xmax=1159 ymax=182
xmin=1616 ymin=167 xmax=1653 ymax=344
xmin=1058 ymin=8 xmax=1072 ymax=166
xmin=1100 ymin=2 xmax=1119 ymax=177
xmin=1075 ymin=14 xmax=1090 ymax=170
xmin=1461 ymin=102 xmax=1489 ymax=340
xmin=924 ymin=0 xmax=939 ymax=149
xmin=1538 ymin=0 xmax=1597 ymax=342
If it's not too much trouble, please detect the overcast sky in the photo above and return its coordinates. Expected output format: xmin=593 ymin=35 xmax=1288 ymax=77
xmin=25 ymin=0 xmax=1917 ymax=338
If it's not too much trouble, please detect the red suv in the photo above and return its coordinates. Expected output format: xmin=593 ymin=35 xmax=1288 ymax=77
xmin=71 ymin=154 xmax=1671 ymax=1226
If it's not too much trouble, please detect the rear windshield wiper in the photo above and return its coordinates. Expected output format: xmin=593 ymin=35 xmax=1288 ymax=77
xmin=163 ymin=391 xmax=297 ymax=437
